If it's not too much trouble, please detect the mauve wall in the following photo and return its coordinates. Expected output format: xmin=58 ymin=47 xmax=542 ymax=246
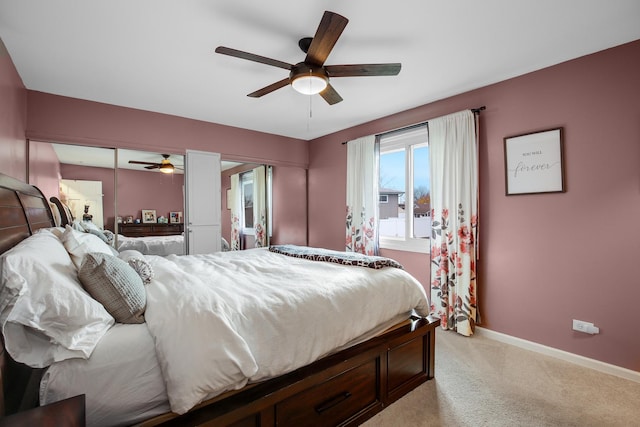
xmin=26 ymin=92 xmax=307 ymax=168
xmin=116 ymin=168 xmax=184 ymax=226
xmin=308 ymin=40 xmax=640 ymax=371
xmin=0 ymin=37 xmax=27 ymax=180
xmin=271 ymin=165 xmax=307 ymax=246
xmin=28 ymin=140 xmax=60 ymax=199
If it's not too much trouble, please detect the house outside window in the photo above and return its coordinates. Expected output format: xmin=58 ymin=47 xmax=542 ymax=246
xmin=378 ymin=125 xmax=430 ymax=253
xmin=378 ymin=189 xmax=404 ymax=219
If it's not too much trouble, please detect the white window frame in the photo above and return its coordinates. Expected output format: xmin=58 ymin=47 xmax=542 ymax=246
xmin=379 ymin=194 xmax=389 ymax=203
xmin=378 ymin=126 xmax=430 ymax=254
xmin=240 ymin=166 xmax=273 ymax=238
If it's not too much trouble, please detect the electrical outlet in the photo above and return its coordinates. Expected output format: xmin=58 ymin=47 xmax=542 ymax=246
xmin=573 ymin=319 xmax=587 ymax=332
xmin=572 ymin=319 xmax=599 ymax=334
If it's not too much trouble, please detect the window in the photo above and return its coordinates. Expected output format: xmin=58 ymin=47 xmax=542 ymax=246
xmin=239 ymin=166 xmax=273 ymax=236
xmin=379 ymin=194 xmax=388 ymax=203
xmin=378 ymin=125 xmax=430 ymax=253
xmin=241 ymin=171 xmax=254 ymax=230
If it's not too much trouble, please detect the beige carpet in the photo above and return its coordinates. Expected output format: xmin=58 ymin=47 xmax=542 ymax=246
xmin=362 ymin=330 xmax=640 ymax=427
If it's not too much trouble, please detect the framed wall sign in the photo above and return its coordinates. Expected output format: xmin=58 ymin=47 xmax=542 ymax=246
xmin=142 ymin=209 xmax=157 ymax=223
xmin=503 ymin=127 xmax=565 ymax=195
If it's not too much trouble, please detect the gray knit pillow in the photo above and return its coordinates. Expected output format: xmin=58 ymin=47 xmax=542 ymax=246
xmin=78 ymin=252 xmax=146 ymax=324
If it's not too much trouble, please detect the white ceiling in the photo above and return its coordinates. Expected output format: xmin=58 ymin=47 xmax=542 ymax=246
xmin=1 ymin=1 xmax=639 ymax=141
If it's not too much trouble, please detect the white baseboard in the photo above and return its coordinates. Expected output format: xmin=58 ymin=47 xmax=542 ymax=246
xmin=475 ymin=327 xmax=640 ymax=384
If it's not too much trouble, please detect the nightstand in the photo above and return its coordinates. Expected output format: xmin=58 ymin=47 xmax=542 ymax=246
xmin=0 ymin=395 xmax=85 ymax=427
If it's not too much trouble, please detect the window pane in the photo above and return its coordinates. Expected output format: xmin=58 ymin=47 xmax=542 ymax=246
xmin=379 ymin=150 xmax=405 ymax=237
xmin=243 ymin=182 xmax=253 ymax=228
xmin=242 ymin=172 xmax=254 ymax=229
xmin=412 ymin=144 xmax=430 ymax=238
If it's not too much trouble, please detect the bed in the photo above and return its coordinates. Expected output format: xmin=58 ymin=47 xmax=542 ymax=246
xmin=0 ymin=172 xmax=440 ymax=427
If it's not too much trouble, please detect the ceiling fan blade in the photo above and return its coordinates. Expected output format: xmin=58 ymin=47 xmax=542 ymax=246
xmin=128 ymin=160 xmax=159 ymax=166
xmin=247 ymin=78 xmax=291 ymax=98
xmin=145 ymin=165 xmax=160 ymax=170
xmin=215 ymin=46 xmax=293 ymax=70
xmin=305 ymin=11 xmax=348 ymax=66
xmin=319 ymin=83 xmax=343 ymax=105
xmin=325 ymin=63 xmax=402 ymax=77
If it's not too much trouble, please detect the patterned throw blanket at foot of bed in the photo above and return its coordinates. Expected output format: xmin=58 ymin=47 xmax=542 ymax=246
xmin=268 ymin=244 xmax=403 ymax=269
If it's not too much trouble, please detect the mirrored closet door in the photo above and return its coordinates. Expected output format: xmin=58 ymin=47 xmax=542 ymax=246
xmin=115 ymin=149 xmax=186 ymax=255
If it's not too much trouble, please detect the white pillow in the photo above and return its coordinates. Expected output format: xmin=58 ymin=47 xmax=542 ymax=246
xmin=0 ymin=229 xmax=114 ymax=368
xmin=102 ymin=229 xmax=115 ymax=245
xmin=61 ymin=225 xmax=118 ymax=269
xmin=71 ymin=219 xmax=88 ymax=232
xmin=82 ymin=221 xmax=103 ymax=233
xmin=48 ymin=226 xmax=66 ymax=239
xmin=80 ymin=221 xmax=110 ymax=243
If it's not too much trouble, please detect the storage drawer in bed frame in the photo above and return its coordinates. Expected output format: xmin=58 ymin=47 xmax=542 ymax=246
xmin=143 ymin=315 xmax=439 ymax=427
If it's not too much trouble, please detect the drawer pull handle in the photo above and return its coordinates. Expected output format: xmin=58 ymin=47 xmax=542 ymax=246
xmin=315 ymin=391 xmax=352 ymax=414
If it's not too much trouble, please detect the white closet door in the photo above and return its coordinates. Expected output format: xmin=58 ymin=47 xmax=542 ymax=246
xmin=185 ymin=150 xmax=221 ymax=254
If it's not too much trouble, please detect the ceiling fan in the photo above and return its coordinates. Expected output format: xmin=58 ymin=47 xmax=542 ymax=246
xmin=215 ymin=10 xmax=401 ymax=105
xmin=128 ymin=154 xmax=181 ymax=174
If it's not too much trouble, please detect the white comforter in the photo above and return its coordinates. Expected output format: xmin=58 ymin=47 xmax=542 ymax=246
xmin=145 ymin=248 xmax=430 ymax=414
xmin=116 ymin=234 xmax=185 ymax=256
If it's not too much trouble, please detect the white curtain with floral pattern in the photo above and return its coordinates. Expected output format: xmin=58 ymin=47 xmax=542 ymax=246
xmin=429 ymin=110 xmax=479 ymax=336
xmin=229 ymin=173 xmax=242 ymax=251
xmin=345 ymin=135 xmax=379 ymax=255
xmin=252 ymin=165 xmax=268 ymax=247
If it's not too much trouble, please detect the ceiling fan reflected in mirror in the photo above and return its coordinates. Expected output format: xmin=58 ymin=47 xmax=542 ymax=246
xmin=128 ymin=154 xmax=182 ymax=174
xmin=215 ymin=10 xmax=401 ymax=105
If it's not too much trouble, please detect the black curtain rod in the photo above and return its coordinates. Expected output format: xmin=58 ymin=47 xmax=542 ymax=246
xmin=342 ymin=105 xmax=486 ymax=145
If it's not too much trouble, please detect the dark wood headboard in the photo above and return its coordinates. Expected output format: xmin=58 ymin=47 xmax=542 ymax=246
xmin=0 ymin=174 xmax=54 ymax=254
xmin=0 ymin=173 xmax=55 ymax=416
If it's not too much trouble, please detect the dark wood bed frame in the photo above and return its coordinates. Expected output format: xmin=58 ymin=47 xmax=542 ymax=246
xmin=0 ymin=172 xmax=440 ymax=427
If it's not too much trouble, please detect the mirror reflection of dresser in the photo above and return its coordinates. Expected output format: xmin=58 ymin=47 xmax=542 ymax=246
xmin=119 ymin=222 xmax=184 ymax=237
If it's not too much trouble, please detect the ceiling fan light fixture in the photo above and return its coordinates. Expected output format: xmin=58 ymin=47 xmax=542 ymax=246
xmin=159 ymin=163 xmax=175 ymax=173
xmin=291 ymin=74 xmax=328 ymax=95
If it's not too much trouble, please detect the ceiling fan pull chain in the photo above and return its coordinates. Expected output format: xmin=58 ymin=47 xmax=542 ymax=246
xmin=307 ymin=93 xmax=312 ymax=131
xmin=307 ymin=83 xmax=314 ymax=132
xmin=309 ymin=70 xmax=313 ymax=120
